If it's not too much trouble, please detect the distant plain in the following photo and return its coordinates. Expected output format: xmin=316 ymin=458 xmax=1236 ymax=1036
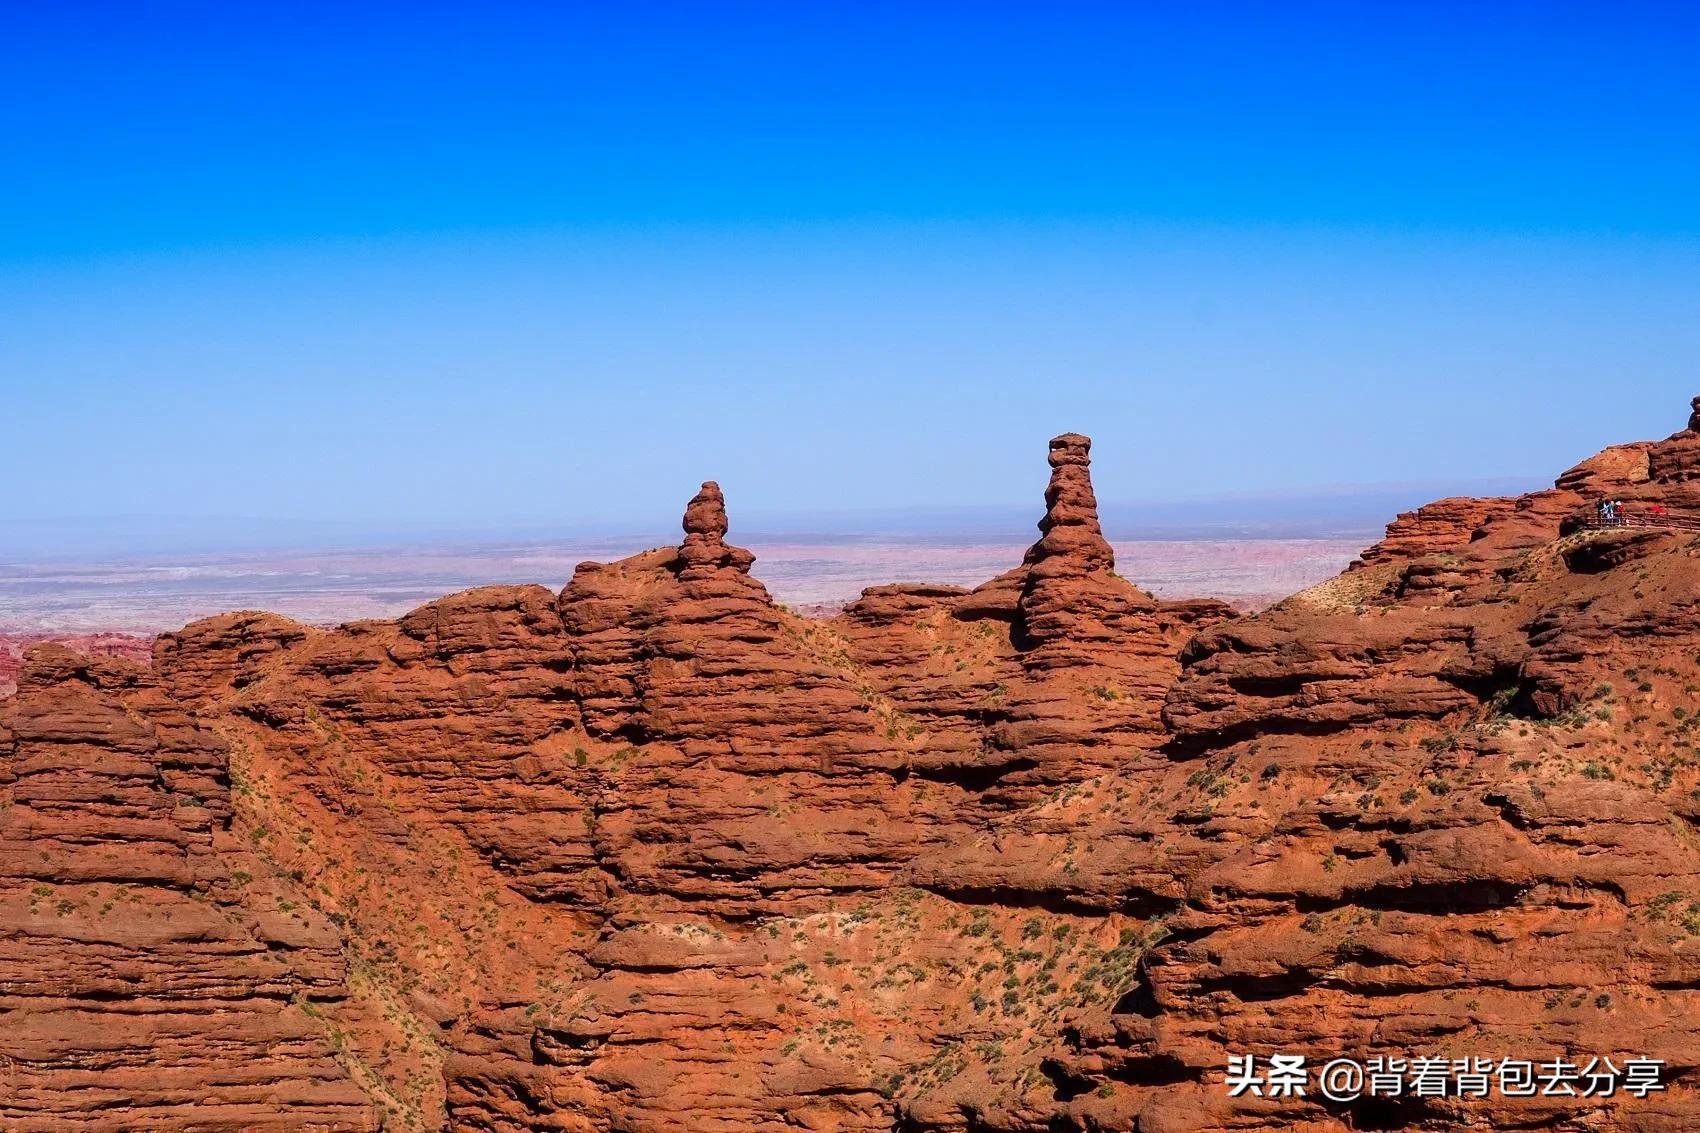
xmin=0 ymin=533 xmax=1363 ymax=634
xmin=0 ymin=480 xmax=1540 ymax=635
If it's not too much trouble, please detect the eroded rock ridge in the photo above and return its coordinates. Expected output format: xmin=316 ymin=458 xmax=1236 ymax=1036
xmin=7 ymin=408 xmax=1700 ymax=1131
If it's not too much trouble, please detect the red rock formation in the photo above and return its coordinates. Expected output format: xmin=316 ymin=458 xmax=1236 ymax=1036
xmin=0 ymin=631 xmax=151 ymax=697
xmin=927 ymin=400 xmax=1700 ymax=1130
xmin=0 ymin=647 xmax=376 ymax=1130
xmin=10 ymin=406 xmax=1700 ymax=1131
xmin=835 ymin=432 xmax=1234 ymax=806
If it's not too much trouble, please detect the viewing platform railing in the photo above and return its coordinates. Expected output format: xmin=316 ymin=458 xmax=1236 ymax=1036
xmin=1580 ymin=514 xmax=1700 ymax=533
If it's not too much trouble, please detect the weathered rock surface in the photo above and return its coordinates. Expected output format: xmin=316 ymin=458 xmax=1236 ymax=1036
xmin=0 ymin=631 xmax=151 ymax=697
xmin=0 ymin=647 xmax=376 ymax=1130
xmin=929 ymin=403 xmax=1700 ymax=1130
xmin=8 ymin=406 xmax=1700 ymax=1131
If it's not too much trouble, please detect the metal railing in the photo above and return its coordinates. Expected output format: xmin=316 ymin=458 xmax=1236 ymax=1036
xmin=1581 ymin=513 xmax=1700 ymax=533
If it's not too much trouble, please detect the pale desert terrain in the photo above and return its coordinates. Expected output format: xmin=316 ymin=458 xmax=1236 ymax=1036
xmin=0 ymin=535 xmax=1365 ymax=635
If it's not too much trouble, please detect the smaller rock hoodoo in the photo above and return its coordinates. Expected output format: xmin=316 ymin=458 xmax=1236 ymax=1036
xmin=1687 ymin=395 xmax=1700 ymax=433
xmin=679 ymin=480 xmax=754 ymax=576
xmin=683 ymin=480 xmax=729 ymax=543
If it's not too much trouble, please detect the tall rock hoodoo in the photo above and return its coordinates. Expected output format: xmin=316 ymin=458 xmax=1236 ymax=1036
xmin=1025 ymin=431 xmax=1115 ymax=573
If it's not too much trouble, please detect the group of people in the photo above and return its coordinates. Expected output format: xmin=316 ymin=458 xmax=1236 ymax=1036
xmin=1595 ymin=499 xmax=1671 ymax=526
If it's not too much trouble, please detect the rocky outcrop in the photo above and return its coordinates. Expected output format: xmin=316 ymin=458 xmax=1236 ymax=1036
xmin=10 ymin=404 xmax=1700 ymax=1131
xmin=834 ymin=433 xmax=1234 ymax=806
xmin=0 ymin=429 xmax=1239 ymax=1132
xmin=439 ymin=437 xmax=1237 ymax=1131
xmin=924 ymin=399 xmax=1700 ymax=1130
xmin=1167 ymin=403 xmax=1700 ymax=746
xmin=0 ymin=647 xmax=376 ymax=1131
xmin=0 ymin=631 xmax=150 ymax=697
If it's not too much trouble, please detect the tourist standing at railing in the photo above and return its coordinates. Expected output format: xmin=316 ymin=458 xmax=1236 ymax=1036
xmin=1591 ymin=500 xmax=1685 ymax=528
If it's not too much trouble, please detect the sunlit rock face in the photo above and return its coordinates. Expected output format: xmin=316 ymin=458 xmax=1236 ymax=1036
xmin=10 ymin=405 xmax=1700 ymax=1130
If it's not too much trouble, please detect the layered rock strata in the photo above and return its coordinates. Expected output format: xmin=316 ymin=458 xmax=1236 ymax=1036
xmin=8 ymin=406 xmax=1700 ymax=1131
xmin=0 ymin=647 xmax=376 ymax=1131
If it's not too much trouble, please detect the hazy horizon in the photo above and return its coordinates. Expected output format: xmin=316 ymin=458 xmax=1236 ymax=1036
xmin=0 ymin=468 xmax=1537 ymax=632
xmin=0 ymin=472 xmax=1543 ymax=560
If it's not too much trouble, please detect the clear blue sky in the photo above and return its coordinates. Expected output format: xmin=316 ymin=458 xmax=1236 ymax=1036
xmin=4 ymin=2 xmax=1698 ymax=536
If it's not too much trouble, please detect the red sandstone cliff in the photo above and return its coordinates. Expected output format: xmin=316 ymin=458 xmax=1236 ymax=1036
xmin=7 ymin=407 xmax=1700 ymax=1131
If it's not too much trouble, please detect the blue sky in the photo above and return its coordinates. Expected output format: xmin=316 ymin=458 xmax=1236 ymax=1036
xmin=4 ymin=2 xmax=1698 ymax=537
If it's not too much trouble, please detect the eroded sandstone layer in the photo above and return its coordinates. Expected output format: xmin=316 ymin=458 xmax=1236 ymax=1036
xmin=0 ymin=632 xmax=150 ymax=697
xmin=7 ymin=408 xmax=1700 ymax=1131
